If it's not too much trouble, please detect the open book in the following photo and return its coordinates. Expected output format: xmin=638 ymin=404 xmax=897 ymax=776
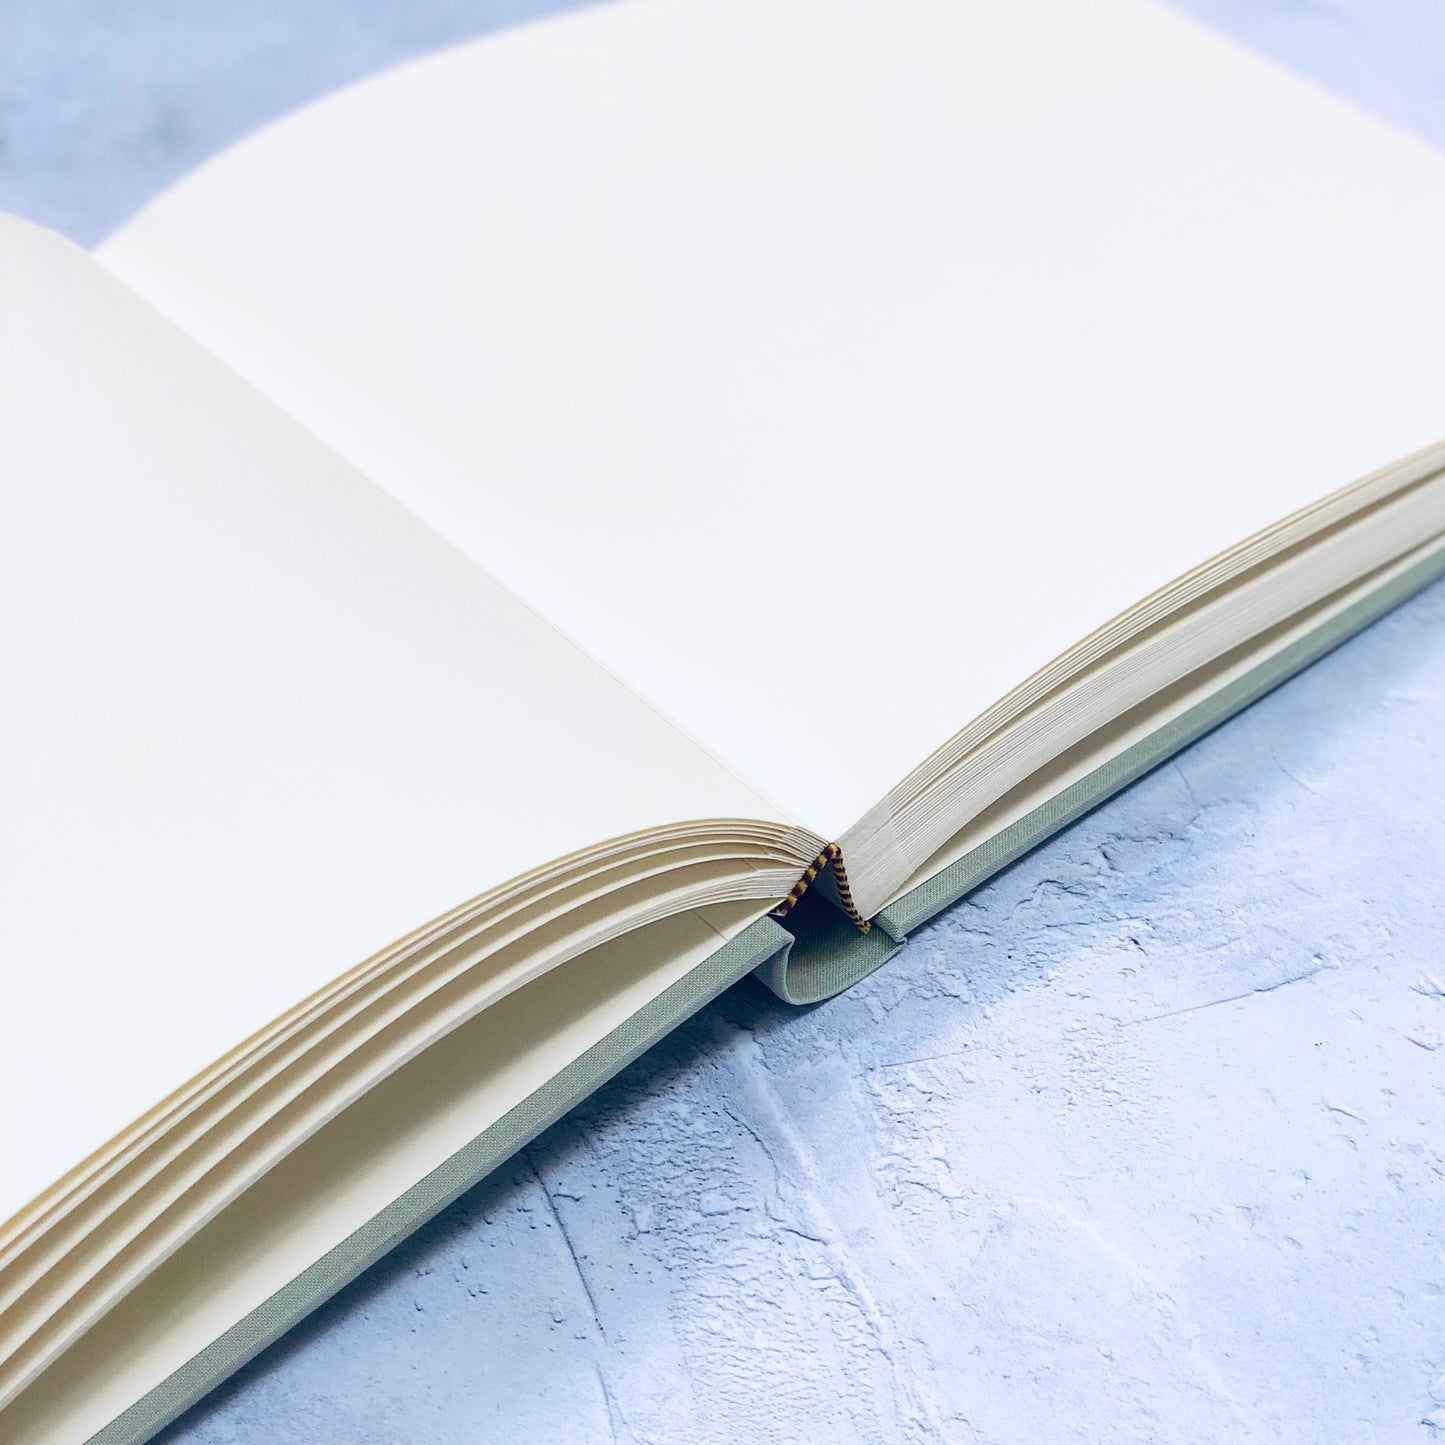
xmin=6 ymin=0 xmax=1445 ymax=1438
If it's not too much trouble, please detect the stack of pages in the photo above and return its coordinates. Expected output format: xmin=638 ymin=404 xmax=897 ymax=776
xmin=4 ymin=0 xmax=1445 ymax=1438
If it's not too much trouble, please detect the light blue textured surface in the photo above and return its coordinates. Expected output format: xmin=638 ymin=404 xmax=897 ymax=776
xmin=5 ymin=3 xmax=1445 ymax=1440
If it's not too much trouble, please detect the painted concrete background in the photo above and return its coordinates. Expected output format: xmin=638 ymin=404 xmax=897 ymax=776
xmin=4 ymin=3 xmax=1445 ymax=1440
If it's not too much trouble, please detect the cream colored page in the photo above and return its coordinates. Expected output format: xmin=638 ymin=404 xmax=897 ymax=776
xmin=0 ymin=218 xmax=787 ymax=1224
xmin=98 ymin=0 xmax=1445 ymax=837
xmin=2 ymin=904 xmax=765 ymax=1443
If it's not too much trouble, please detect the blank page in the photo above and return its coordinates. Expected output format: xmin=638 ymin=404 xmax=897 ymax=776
xmin=99 ymin=0 xmax=1445 ymax=837
xmin=0 ymin=218 xmax=786 ymax=1224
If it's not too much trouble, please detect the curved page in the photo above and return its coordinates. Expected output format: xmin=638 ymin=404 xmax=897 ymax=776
xmin=99 ymin=0 xmax=1445 ymax=837
xmin=0 ymin=218 xmax=792 ymax=1226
